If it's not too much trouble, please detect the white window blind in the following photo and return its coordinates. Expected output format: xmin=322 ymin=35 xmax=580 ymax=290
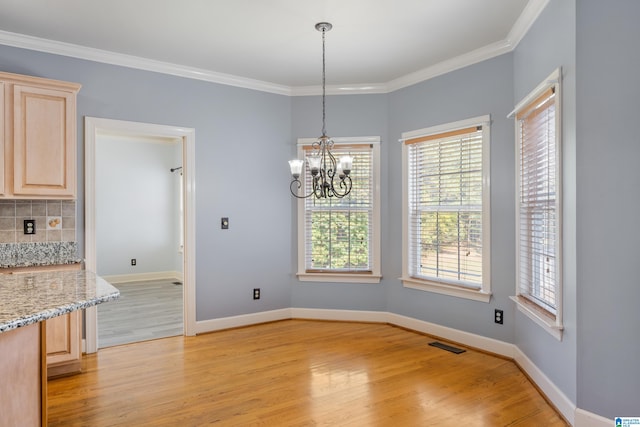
xmin=405 ymin=126 xmax=484 ymax=288
xmin=303 ymin=144 xmax=373 ymax=272
xmin=516 ymin=86 xmax=561 ymax=315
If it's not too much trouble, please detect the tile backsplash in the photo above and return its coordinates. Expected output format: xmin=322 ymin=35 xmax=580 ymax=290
xmin=0 ymin=200 xmax=76 ymax=243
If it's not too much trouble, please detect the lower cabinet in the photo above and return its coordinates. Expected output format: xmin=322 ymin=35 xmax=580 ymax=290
xmin=3 ymin=263 xmax=83 ymax=378
xmin=46 ymin=310 xmax=82 ymax=378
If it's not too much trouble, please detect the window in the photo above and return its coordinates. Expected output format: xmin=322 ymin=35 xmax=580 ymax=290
xmin=295 ymin=137 xmax=381 ymax=283
xmin=511 ymin=68 xmax=563 ymax=340
xmin=401 ymin=116 xmax=491 ymax=302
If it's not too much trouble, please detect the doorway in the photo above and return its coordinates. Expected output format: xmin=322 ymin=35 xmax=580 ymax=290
xmin=84 ymin=117 xmax=196 ymax=353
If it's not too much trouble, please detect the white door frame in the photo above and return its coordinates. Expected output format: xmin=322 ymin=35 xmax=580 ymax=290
xmin=84 ymin=117 xmax=196 ymax=353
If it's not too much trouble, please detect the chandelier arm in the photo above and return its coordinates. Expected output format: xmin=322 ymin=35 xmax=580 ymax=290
xmin=290 ymin=178 xmax=314 ymax=199
xmin=332 ymin=175 xmax=353 ymax=198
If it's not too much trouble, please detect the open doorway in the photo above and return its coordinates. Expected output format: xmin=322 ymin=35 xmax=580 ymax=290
xmin=95 ymin=133 xmax=183 ymax=347
xmin=84 ymin=117 xmax=196 ymax=353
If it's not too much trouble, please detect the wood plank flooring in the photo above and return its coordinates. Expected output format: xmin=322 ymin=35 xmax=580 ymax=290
xmin=48 ymin=320 xmax=567 ymax=426
xmin=97 ymin=279 xmax=183 ymax=348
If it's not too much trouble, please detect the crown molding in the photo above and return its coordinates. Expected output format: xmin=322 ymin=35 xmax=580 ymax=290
xmin=507 ymin=0 xmax=551 ymax=48
xmin=0 ymin=30 xmax=292 ymax=96
xmin=386 ymin=38 xmax=513 ymax=93
xmin=291 ymin=83 xmax=389 ymax=96
xmin=0 ymin=1 xmax=548 ymax=96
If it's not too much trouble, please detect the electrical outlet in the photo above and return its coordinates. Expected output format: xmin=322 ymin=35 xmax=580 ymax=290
xmin=131 ymin=258 xmax=137 ymax=266
xmin=494 ymin=309 xmax=504 ymax=324
xmin=253 ymin=288 xmax=260 ymax=300
xmin=23 ymin=219 xmax=36 ymax=235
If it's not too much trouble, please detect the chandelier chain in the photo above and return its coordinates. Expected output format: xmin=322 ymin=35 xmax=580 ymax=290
xmin=321 ymin=26 xmax=327 ymax=137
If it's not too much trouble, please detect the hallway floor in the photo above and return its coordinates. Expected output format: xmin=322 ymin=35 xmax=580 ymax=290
xmin=97 ymin=279 xmax=183 ymax=348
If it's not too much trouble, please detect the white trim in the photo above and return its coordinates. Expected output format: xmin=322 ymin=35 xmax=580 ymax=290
xmin=84 ymin=117 xmax=197 ymax=354
xmin=0 ymin=2 xmax=548 ymax=96
xmin=0 ymin=30 xmax=291 ymax=96
xmin=194 ymin=309 xmax=292 ymax=334
xmin=400 ymin=114 xmax=490 ymax=141
xmin=574 ymin=409 xmax=612 ymax=427
xmin=297 ymin=136 xmax=381 ymax=146
xmin=512 ymin=68 xmax=564 ymax=338
xmin=101 ymin=271 xmax=182 ymax=284
xmin=401 ymin=115 xmax=492 ymax=301
xmin=513 ymin=346 xmax=576 ymax=425
xmin=291 ymin=308 xmax=386 ymax=324
xmin=402 ymin=277 xmax=492 ymax=303
xmin=506 ymin=0 xmax=552 ymax=49
xmin=385 ymin=312 xmax=514 ymax=357
xmin=194 ymin=307 xmax=593 ymax=425
xmin=511 ymin=296 xmax=563 ymax=341
xmin=388 ymin=39 xmax=513 ymax=93
xmin=508 ymin=67 xmax=561 ymax=118
xmin=297 ymin=273 xmax=382 ymax=284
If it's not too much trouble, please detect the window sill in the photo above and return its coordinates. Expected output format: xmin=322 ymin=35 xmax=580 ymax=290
xmin=297 ymin=272 xmax=381 ymax=284
xmin=510 ymin=295 xmax=563 ymax=341
xmin=401 ymin=276 xmax=491 ymax=303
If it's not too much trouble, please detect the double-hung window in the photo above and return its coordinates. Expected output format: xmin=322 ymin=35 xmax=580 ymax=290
xmin=295 ymin=137 xmax=381 ymax=283
xmin=511 ymin=68 xmax=563 ymax=340
xmin=401 ymin=116 xmax=491 ymax=302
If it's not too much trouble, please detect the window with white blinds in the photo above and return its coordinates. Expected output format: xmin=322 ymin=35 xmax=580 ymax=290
xmin=295 ymin=137 xmax=381 ymax=283
xmin=514 ymin=69 xmax=563 ymax=334
xmin=401 ymin=116 xmax=491 ymax=302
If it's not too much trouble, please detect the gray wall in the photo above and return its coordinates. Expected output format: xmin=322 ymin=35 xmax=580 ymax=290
xmin=512 ymin=0 xmax=577 ymax=405
xmin=290 ymin=94 xmax=389 ymax=311
xmin=576 ymin=0 xmax=640 ymax=417
xmin=0 ymin=44 xmax=294 ymax=321
xmin=96 ymin=135 xmax=182 ymax=277
xmin=385 ymin=53 xmax=516 ymax=344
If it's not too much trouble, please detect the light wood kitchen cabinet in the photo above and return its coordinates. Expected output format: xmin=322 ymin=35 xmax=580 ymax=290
xmin=0 ymin=71 xmax=81 ymax=199
xmin=2 ymin=263 xmax=83 ymax=378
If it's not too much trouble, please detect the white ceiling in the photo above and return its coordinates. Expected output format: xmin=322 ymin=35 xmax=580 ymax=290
xmin=0 ymin=0 xmax=547 ymax=94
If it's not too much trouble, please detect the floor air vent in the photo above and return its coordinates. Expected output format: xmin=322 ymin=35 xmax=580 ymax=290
xmin=429 ymin=341 xmax=466 ymax=354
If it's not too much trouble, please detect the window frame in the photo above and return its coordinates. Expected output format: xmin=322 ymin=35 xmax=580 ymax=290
xmin=401 ymin=115 xmax=491 ymax=302
xmin=294 ymin=136 xmax=381 ymax=283
xmin=510 ymin=68 xmax=563 ymax=340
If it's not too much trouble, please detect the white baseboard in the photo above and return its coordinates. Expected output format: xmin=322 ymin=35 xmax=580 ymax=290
xmin=192 ymin=307 xmax=609 ymax=426
xmin=513 ymin=346 xmax=576 ymax=425
xmin=194 ymin=308 xmax=291 ymax=334
xmin=101 ymin=271 xmax=182 ymax=284
xmin=574 ymin=409 xmax=612 ymax=427
xmin=290 ymin=307 xmax=385 ymax=323
xmin=386 ymin=312 xmax=516 ymax=358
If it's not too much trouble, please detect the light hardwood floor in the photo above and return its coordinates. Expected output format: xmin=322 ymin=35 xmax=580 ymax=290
xmin=48 ymin=320 xmax=567 ymax=426
xmin=97 ymin=279 xmax=183 ymax=348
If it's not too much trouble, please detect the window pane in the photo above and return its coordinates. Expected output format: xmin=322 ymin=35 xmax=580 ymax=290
xmin=517 ymin=88 xmax=559 ymax=315
xmin=304 ymin=145 xmax=373 ymax=272
xmin=407 ymin=128 xmax=484 ymax=288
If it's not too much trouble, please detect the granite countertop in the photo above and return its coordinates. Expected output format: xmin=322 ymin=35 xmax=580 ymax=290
xmin=0 ymin=242 xmax=82 ymax=268
xmin=0 ymin=270 xmax=119 ymax=333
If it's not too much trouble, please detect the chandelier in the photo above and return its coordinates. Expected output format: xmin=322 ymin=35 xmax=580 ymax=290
xmin=289 ymin=22 xmax=353 ymax=199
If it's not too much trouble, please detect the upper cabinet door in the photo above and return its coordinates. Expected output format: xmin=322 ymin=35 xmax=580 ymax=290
xmin=12 ymin=84 xmax=76 ymax=198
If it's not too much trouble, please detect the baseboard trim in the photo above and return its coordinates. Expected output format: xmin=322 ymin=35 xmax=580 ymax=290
xmin=101 ymin=271 xmax=182 ymax=284
xmin=194 ymin=308 xmax=291 ymax=334
xmin=290 ymin=307 xmax=384 ymax=323
xmin=194 ymin=307 xmax=606 ymax=426
xmin=574 ymin=409 xmax=611 ymax=427
xmin=513 ymin=346 xmax=576 ymax=425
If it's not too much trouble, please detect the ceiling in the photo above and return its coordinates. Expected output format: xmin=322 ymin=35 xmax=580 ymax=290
xmin=0 ymin=0 xmax=547 ymax=94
